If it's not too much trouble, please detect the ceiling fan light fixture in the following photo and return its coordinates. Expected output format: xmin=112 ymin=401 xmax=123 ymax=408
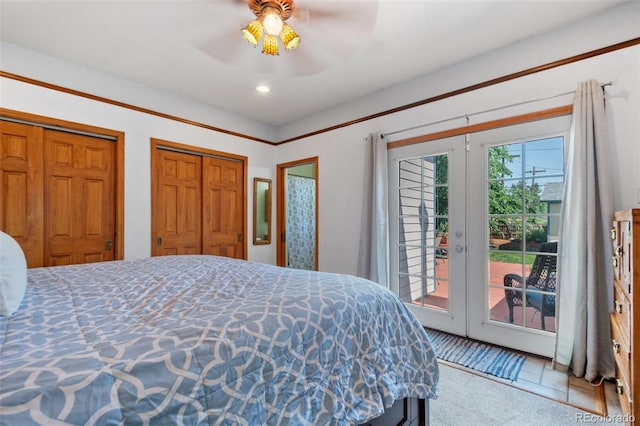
xmin=280 ymin=24 xmax=300 ymax=50
xmin=242 ymin=0 xmax=300 ymax=56
xmin=241 ymin=20 xmax=263 ymax=47
xmin=262 ymin=34 xmax=279 ymax=56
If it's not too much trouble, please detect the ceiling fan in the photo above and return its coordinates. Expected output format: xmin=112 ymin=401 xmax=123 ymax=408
xmin=192 ymin=0 xmax=380 ymax=76
xmin=241 ymin=0 xmax=301 ymax=56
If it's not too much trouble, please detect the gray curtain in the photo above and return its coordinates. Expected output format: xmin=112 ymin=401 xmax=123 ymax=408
xmin=357 ymin=132 xmax=389 ymax=285
xmin=553 ymin=80 xmax=615 ymax=381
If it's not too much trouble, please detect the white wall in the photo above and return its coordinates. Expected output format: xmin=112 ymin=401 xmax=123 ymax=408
xmin=276 ymin=2 xmax=640 ymax=275
xmin=0 ymin=44 xmax=278 ymax=264
xmin=1 ymin=2 xmax=638 ymax=272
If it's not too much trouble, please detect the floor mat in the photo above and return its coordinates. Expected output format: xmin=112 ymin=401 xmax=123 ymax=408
xmin=425 ymin=328 xmax=525 ymax=381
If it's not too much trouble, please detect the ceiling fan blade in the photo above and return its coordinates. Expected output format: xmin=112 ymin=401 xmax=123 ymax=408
xmin=191 ymin=0 xmax=380 ymax=77
xmin=192 ymin=29 xmax=248 ymax=66
xmin=289 ymin=0 xmax=379 ymax=59
xmin=189 ymin=0 xmax=261 ymax=67
xmin=278 ymin=44 xmax=332 ymax=76
xmin=231 ymin=0 xmax=251 ymax=9
xmin=293 ymin=0 xmax=379 ymax=25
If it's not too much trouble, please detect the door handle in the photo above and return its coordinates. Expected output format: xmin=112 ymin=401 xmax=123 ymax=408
xmin=156 ymin=236 xmax=163 ymax=246
xmin=104 ymin=240 xmax=112 ymax=250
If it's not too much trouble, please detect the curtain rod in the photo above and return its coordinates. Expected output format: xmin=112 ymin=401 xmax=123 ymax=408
xmin=382 ymin=81 xmax=612 ymax=139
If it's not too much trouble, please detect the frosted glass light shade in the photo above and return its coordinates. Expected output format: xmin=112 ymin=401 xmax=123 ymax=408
xmin=262 ymin=34 xmax=279 ymax=55
xmin=280 ymin=24 xmax=300 ymax=50
xmin=241 ymin=20 xmax=263 ymax=47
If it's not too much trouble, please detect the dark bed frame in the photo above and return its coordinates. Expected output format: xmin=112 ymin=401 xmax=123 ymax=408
xmin=359 ymin=397 xmax=429 ymax=426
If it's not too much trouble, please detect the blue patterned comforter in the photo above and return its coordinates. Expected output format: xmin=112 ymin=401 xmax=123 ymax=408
xmin=0 ymin=255 xmax=438 ymax=425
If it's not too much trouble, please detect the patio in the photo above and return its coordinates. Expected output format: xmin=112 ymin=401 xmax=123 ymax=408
xmin=414 ymin=259 xmax=556 ymax=333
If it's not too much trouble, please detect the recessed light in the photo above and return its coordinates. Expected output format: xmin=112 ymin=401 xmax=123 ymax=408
xmin=256 ymin=85 xmax=271 ymax=93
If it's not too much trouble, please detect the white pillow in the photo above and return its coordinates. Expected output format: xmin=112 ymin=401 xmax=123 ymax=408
xmin=0 ymin=231 xmax=27 ymax=316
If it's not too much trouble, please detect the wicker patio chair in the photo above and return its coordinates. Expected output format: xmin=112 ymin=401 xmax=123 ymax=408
xmin=503 ymin=241 xmax=557 ymax=330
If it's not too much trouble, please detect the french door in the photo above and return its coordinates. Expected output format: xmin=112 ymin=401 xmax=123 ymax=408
xmin=389 ymin=135 xmax=467 ymax=336
xmin=389 ymin=115 xmax=570 ymax=357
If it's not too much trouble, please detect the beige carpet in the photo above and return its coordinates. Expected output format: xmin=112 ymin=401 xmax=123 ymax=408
xmin=430 ymin=363 xmax=621 ymax=426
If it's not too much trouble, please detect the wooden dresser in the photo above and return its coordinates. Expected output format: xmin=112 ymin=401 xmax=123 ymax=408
xmin=611 ymin=208 xmax=639 ymax=424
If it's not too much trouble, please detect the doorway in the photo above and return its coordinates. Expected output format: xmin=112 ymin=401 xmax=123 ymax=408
xmin=150 ymin=138 xmax=247 ymax=259
xmin=276 ymin=157 xmax=318 ymax=270
xmin=389 ymin=115 xmax=570 ymax=357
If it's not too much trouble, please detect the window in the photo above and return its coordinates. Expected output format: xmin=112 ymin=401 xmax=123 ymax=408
xmin=487 ymin=136 xmax=564 ymax=332
xmin=397 ymin=154 xmax=449 ymax=309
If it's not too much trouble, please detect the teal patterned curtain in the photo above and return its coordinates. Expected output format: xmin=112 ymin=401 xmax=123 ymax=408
xmin=286 ymin=175 xmax=316 ymax=270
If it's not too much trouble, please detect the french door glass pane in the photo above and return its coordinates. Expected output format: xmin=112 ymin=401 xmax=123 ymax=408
xmin=398 ymin=154 xmax=449 ymax=310
xmin=487 ymin=136 xmax=564 ymax=332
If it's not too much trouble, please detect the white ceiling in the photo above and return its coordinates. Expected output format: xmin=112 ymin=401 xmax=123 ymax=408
xmin=0 ymin=0 xmax=628 ymax=127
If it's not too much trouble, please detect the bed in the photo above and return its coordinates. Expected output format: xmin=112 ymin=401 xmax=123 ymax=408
xmin=0 ymin=253 xmax=439 ymax=425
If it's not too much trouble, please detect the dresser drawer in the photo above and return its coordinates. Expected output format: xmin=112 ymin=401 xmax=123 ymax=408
xmin=612 ymin=222 xmax=622 ymax=283
xmin=611 ymin=209 xmax=638 ymax=426
xmin=613 ymin=281 xmax=631 ymax=335
xmin=614 ymin=368 xmax=633 ymax=421
xmin=611 ymin=314 xmax=632 ymax=390
xmin=619 ymin=219 xmax=633 ymax=292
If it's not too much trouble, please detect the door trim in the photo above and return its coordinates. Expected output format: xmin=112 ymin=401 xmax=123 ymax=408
xmin=0 ymin=108 xmax=125 ymax=260
xmin=387 ymin=105 xmax=573 ymax=149
xmin=150 ymin=138 xmax=248 ymax=258
xmin=276 ymin=157 xmax=319 ymax=269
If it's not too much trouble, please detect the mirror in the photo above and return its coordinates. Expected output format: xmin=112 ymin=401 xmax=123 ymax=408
xmin=253 ymin=178 xmax=272 ymax=245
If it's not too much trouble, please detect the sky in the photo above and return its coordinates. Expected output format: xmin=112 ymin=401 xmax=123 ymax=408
xmin=503 ymin=135 xmax=565 ymax=188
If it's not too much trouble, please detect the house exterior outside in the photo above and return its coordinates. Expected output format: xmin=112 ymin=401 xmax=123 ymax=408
xmin=540 ymin=182 xmax=564 ymax=242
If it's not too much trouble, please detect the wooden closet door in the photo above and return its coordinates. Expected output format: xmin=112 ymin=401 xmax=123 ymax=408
xmin=44 ymin=130 xmax=115 ymax=265
xmin=202 ymin=156 xmax=244 ymax=259
xmin=152 ymin=149 xmax=202 ymax=255
xmin=0 ymin=122 xmax=44 ymax=267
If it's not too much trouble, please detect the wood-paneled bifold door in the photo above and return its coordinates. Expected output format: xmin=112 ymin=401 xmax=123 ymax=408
xmin=1 ymin=117 xmax=121 ymax=267
xmin=151 ymin=139 xmax=247 ymax=259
